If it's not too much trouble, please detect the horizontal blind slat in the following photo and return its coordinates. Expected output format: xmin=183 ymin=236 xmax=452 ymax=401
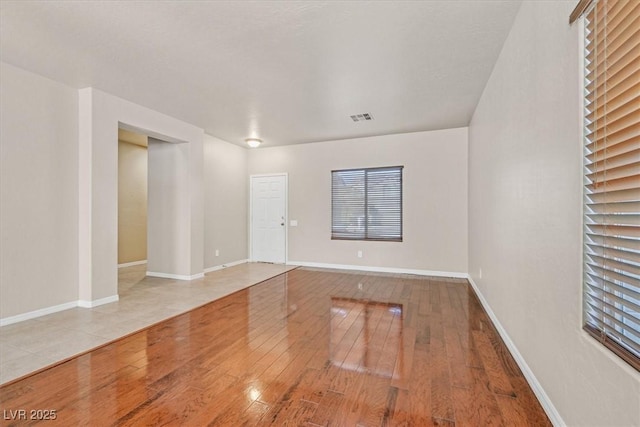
xmin=586 ymin=4 xmax=640 ymax=67
xmin=586 ymin=95 xmax=640 ymax=134
xmin=586 ymin=223 xmax=640 ymax=238
xmin=586 ymin=233 xmax=640 ymax=252
xmin=585 ymin=296 xmax=640 ymax=329
xmin=586 ymin=272 xmax=640 ymax=301
xmin=587 ymin=104 xmax=640 ymax=137
xmin=585 ymin=121 xmax=640 ymax=151
xmin=585 ymin=263 xmax=640 ymax=290
xmin=585 ymin=39 xmax=640 ymax=87
xmin=584 ymin=303 xmax=640 ymax=351
xmin=585 ymin=299 xmax=640 ymax=339
xmin=586 ymin=253 xmax=640 ymax=276
xmin=586 ymin=47 xmax=640 ymax=93
xmin=587 ymin=107 xmax=640 ymax=140
xmin=587 ymin=23 xmax=640 ymax=71
xmin=586 ymin=158 xmax=640 ymax=181
xmin=586 ymin=174 xmax=640 ymax=193
xmin=586 ymin=187 xmax=640 ymax=203
xmin=587 ymin=201 xmax=640 ymax=214
xmin=588 ymin=0 xmax=637 ymax=28
xmin=586 ymin=1 xmax=640 ymax=53
xmin=585 ymin=283 xmax=640 ymax=314
xmin=586 ymin=75 xmax=640 ymax=110
xmin=586 ymin=213 xmax=640 ymax=227
xmin=586 ymin=243 xmax=640 ymax=263
xmin=587 ymin=136 xmax=640 ymax=161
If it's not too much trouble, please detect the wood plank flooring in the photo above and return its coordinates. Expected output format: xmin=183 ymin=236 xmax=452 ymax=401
xmin=0 ymin=268 xmax=551 ymax=426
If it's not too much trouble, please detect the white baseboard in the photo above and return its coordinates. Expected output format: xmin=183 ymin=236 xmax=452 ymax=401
xmin=118 ymin=260 xmax=147 ymax=268
xmin=146 ymin=271 xmax=205 ymax=280
xmin=77 ymin=294 xmax=119 ymax=308
xmin=1 ymin=295 xmax=119 ymax=326
xmin=0 ymin=301 xmax=79 ymax=327
xmin=287 ymin=261 xmax=467 ymax=279
xmin=204 ymin=259 xmax=248 ymax=274
xmin=466 ymin=276 xmax=564 ymax=427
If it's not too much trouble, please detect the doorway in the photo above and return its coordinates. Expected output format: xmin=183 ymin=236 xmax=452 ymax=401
xmin=78 ymin=88 xmax=204 ymax=305
xmin=117 ymin=128 xmax=148 ymax=268
xmin=250 ymin=174 xmax=287 ymax=264
xmin=117 ymin=127 xmax=194 ymax=280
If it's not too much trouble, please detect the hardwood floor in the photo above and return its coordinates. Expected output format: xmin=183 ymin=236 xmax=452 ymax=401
xmin=0 ymin=268 xmax=550 ymax=426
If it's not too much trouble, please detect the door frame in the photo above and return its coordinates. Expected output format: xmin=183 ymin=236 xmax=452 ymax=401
xmin=249 ymin=173 xmax=288 ymax=264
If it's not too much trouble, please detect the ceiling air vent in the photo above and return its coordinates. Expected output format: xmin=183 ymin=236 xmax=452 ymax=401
xmin=350 ymin=113 xmax=373 ymax=122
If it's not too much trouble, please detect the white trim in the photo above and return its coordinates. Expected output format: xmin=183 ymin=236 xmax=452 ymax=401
xmin=466 ymin=276 xmax=565 ymax=427
xmin=0 ymin=301 xmax=78 ymax=327
xmin=249 ymin=173 xmax=289 ymax=264
xmin=204 ymin=259 xmax=248 ymax=273
xmin=0 ymin=295 xmax=121 ymax=326
xmin=117 ymin=260 xmax=147 ymax=268
xmin=146 ymin=271 xmax=205 ymax=280
xmin=77 ymin=294 xmax=119 ymax=308
xmin=287 ymin=261 xmax=467 ymax=278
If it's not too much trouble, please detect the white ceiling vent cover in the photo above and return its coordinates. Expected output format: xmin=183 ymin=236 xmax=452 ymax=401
xmin=350 ymin=113 xmax=373 ymax=122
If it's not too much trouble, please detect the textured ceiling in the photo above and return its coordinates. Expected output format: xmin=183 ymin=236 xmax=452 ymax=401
xmin=0 ymin=1 xmax=521 ymax=147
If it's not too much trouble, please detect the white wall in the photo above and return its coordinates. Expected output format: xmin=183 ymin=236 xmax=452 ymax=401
xmin=468 ymin=2 xmax=640 ymax=426
xmin=203 ymin=134 xmax=248 ymax=269
xmin=248 ymin=128 xmax=468 ymax=274
xmin=0 ymin=62 xmax=79 ymax=318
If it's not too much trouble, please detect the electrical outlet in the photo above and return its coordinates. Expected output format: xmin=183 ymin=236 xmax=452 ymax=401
xmin=215 ymin=249 xmax=220 ymax=257
xmin=357 ymin=250 xmax=363 ymax=258
xmin=479 ymin=268 xmax=482 ymax=279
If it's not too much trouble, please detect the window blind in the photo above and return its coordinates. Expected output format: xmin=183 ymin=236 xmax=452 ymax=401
xmin=583 ymin=0 xmax=640 ymax=371
xmin=332 ymin=166 xmax=403 ymax=242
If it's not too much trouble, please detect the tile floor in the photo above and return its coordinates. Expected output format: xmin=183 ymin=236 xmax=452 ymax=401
xmin=0 ymin=262 xmax=296 ymax=385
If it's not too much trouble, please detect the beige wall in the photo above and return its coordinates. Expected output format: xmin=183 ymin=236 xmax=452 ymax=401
xmin=0 ymin=62 xmax=79 ymax=318
xmin=203 ymin=134 xmax=248 ymax=268
xmin=468 ymin=2 xmax=640 ymax=425
xmin=0 ymin=63 xmax=236 ymax=319
xmin=248 ymin=128 xmax=468 ymax=274
xmin=118 ymin=140 xmax=147 ymax=264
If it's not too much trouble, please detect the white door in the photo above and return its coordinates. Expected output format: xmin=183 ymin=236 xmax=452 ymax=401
xmin=251 ymin=175 xmax=286 ymax=263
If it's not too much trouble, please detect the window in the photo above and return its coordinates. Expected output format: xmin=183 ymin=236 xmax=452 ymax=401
xmin=331 ymin=166 xmax=403 ymax=242
xmin=581 ymin=0 xmax=640 ymax=371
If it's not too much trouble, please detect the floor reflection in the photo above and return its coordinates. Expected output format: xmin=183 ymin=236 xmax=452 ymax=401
xmin=330 ymin=297 xmax=403 ymax=378
xmin=0 ymin=268 xmax=551 ymax=426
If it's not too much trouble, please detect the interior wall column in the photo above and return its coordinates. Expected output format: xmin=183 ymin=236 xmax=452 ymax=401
xmin=78 ymin=88 xmax=205 ymax=306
